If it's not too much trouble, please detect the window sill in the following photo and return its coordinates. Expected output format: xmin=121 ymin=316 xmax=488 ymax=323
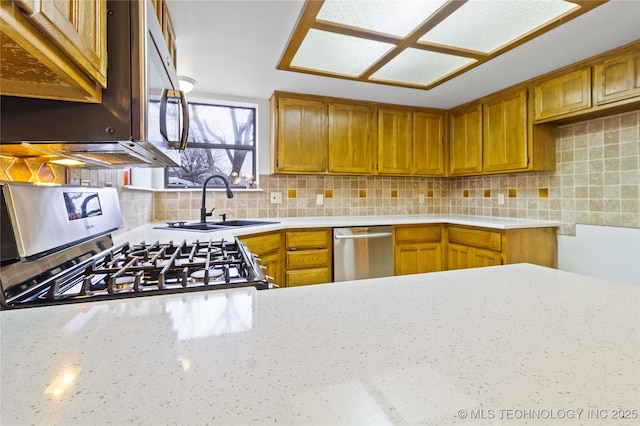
xmin=122 ymin=186 xmax=264 ymax=193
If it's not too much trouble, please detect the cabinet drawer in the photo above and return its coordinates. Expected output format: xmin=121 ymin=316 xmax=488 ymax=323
xmin=286 ymin=250 xmax=330 ymax=269
xmin=240 ymin=232 xmax=281 ymax=255
xmin=394 ymin=225 xmax=441 ymax=243
xmin=447 ymin=226 xmax=502 ymax=251
xmin=286 ymin=268 xmax=332 ymax=287
xmin=286 ymin=230 xmax=329 ymax=250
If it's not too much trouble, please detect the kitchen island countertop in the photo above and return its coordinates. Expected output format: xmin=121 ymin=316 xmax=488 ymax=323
xmin=1 ymin=264 xmax=638 ymax=425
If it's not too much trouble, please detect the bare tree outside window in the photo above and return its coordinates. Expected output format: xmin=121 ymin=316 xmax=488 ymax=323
xmin=163 ymin=101 xmax=257 ymax=188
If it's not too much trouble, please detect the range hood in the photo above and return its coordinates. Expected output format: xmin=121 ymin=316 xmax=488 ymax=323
xmin=0 ymin=0 xmax=187 ymax=169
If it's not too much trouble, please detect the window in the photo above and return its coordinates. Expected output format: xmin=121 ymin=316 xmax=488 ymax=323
xmin=164 ymin=101 xmax=257 ymax=189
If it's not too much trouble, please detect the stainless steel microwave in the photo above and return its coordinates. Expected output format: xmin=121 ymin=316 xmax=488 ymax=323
xmin=0 ymin=0 xmax=188 ymax=168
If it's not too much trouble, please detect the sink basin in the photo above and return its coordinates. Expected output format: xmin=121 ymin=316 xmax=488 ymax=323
xmin=154 ymin=222 xmax=230 ymax=232
xmin=213 ymin=220 xmax=279 ymax=227
xmin=154 ymin=220 xmax=278 ymax=232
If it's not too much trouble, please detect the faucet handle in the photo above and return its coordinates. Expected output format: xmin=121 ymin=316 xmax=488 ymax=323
xmin=206 ymin=207 xmax=215 ymax=217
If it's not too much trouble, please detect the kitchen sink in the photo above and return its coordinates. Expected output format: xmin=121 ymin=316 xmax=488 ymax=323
xmin=154 ymin=222 xmax=230 ymax=232
xmin=154 ymin=220 xmax=279 ymax=232
xmin=213 ymin=220 xmax=279 ymax=227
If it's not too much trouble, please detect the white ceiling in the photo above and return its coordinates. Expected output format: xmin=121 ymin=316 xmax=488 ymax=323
xmin=166 ymin=0 xmax=640 ymax=110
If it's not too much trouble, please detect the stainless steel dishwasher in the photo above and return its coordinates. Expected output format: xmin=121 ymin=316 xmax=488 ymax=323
xmin=333 ymin=226 xmax=393 ymax=282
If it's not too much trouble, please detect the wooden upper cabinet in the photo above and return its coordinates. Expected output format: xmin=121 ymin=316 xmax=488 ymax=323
xmin=28 ymin=0 xmax=107 ymax=87
xmin=594 ymin=52 xmax=640 ymax=105
xmin=483 ymin=89 xmax=528 ymax=173
xmin=449 ymin=104 xmax=483 ymax=176
xmin=274 ymin=96 xmax=327 ymax=173
xmin=377 ymin=108 xmax=412 ymax=175
xmin=0 ymin=0 xmax=106 ymax=102
xmin=328 ymin=103 xmax=374 ymax=174
xmin=534 ymin=68 xmax=592 ymax=121
xmin=413 ymin=111 xmax=446 ymax=176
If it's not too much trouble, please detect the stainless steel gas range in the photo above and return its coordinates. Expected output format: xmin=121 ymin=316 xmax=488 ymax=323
xmin=0 ymin=182 xmax=269 ymax=309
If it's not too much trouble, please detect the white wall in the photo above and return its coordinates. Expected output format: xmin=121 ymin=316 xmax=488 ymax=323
xmin=558 ymin=224 xmax=640 ymax=286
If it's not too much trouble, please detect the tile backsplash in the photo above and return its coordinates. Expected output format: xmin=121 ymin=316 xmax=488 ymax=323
xmin=153 ymin=175 xmax=451 ymax=222
xmin=16 ymin=109 xmax=640 ymax=237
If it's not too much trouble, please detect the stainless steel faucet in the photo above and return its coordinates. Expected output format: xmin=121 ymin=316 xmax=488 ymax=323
xmin=200 ymin=174 xmax=233 ymax=223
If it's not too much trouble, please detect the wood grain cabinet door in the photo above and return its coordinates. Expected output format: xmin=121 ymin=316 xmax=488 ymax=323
xmin=275 ymin=97 xmax=327 ymax=173
xmin=395 ymin=243 xmax=443 ymax=275
xmin=393 ymin=224 xmax=444 ymax=275
xmin=534 ymin=68 xmax=591 ymax=121
xmin=377 ymin=108 xmax=412 ymax=175
xmin=25 ymin=0 xmax=107 ymax=87
xmin=483 ymin=89 xmax=528 ymax=173
xmin=449 ymin=104 xmax=483 ymax=176
xmin=328 ymin=103 xmax=374 ymax=174
xmin=595 ymin=52 xmax=640 ymax=105
xmin=413 ymin=111 xmax=445 ymax=176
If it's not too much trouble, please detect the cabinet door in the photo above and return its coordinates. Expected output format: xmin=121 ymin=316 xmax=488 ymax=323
xmin=0 ymin=0 xmax=104 ymax=101
xmin=328 ymin=103 xmax=374 ymax=174
xmin=26 ymin=0 xmax=107 ymax=87
xmin=468 ymin=248 xmax=502 ymax=268
xmin=447 ymin=244 xmax=501 ymax=270
xmin=377 ymin=109 xmax=412 ymax=175
xmin=239 ymin=232 xmax=283 ymax=286
xmin=483 ymin=89 xmax=528 ymax=173
xmin=259 ymin=251 xmax=283 ymax=288
xmin=276 ymin=97 xmax=327 ymax=173
xmin=534 ymin=68 xmax=591 ymax=121
xmin=449 ymin=104 xmax=482 ymax=175
xmin=447 ymin=243 xmax=471 ymax=270
xmin=413 ymin=111 xmax=445 ymax=176
xmin=395 ymin=243 xmax=443 ymax=276
xmin=595 ymin=52 xmax=640 ymax=105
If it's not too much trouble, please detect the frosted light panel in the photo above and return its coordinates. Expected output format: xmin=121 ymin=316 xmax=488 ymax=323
xmin=372 ymin=49 xmax=475 ymax=86
xmin=291 ymin=29 xmax=393 ymax=76
xmin=317 ymin=0 xmax=447 ymax=37
xmin=420 ymin=0 xmax=579 ymax=53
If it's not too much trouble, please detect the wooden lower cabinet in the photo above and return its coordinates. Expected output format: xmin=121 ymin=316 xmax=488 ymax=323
xmin=241 ymin=224 xmax=557 ymax=286
xmin=447 ymin=243 xmax=502 ymax=270
xmin=446 ymin=225 xmax=557 ymax=270
xmin=238 ymin=231 xmax=283 ymax=287
xmin=285 ymin=228 xmax=332 ymax=287
xmin=393 ymin=224 xmax=444 ymax=275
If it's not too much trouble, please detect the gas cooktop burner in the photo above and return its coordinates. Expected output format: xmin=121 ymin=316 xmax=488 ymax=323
xmin=1 ymin=237 xmax=269 ymax=309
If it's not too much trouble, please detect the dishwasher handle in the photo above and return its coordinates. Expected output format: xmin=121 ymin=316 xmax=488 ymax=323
xmin=334 ymin=232 xmax=392 ymax=240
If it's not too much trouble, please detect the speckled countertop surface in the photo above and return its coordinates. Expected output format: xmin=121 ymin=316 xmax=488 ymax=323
xmin=1 ymin=264 xmax=638 ymax=425
xmin=113 ymin=214 xmax=560 ymax=245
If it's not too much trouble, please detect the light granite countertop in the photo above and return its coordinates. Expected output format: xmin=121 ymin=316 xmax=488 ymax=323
xmin=113 ymin=214 xmax=560 ymax=245
xmin=1 ymin=264 xmax=638 ymax=425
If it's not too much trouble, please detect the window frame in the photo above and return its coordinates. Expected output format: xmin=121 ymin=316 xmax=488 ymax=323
xmin=163 ymin=99 xmax=258 ymax=189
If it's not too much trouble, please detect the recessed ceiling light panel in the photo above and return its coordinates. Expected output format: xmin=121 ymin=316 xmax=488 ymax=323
xmin=279 ymin=0 xmax=605 ymax=90
xmin=420 ymin=0 xmax=580 ymax=53
xmin=371 ymin=48 xmax=476 ymax=86
xmin=317 ymin=0 xmax=448 ymax=37
xmin=290 ymin=29 xmax=393 ymax=77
